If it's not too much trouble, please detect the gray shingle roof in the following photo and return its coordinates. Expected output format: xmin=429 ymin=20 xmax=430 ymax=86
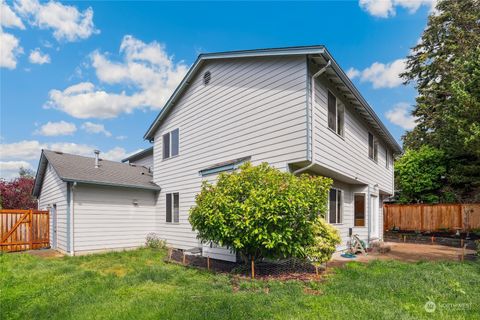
xmin=33 ymin=150 xmax=160 ymax=197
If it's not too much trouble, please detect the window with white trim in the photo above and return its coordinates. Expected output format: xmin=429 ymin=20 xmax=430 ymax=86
xmin=328 ymin=188 xmax=342 ymax=224
xmin=166 ymin=192 xmax=179 ymax=223
xmin=163 ymin=128 xmax=179 ymax=159
xmin=368 ymin=132 xmax=378 ymax=161
xmin=327 ymin=90 xmax=344 ymax=136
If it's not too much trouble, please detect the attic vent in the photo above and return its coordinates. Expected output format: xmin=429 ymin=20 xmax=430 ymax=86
xmin=203 ymin=71 xmax=211 ymax=85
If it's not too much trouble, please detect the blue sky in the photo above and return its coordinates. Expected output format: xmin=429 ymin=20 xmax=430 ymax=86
xmin=0 ymin=0 xmax=435 ymax=179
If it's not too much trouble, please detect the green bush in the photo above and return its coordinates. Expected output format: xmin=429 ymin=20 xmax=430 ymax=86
xmin=189 ymin=162 xmax=340 ymax=262
xmin=395 ymin=146 xmax=446 ymax=203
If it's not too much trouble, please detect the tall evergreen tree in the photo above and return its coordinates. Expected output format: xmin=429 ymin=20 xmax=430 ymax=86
xmin=401 ymin=0 xmax=480 ymax=201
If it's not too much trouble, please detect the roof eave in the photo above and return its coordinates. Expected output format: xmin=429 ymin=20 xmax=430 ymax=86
xmin=320 ymin=49 xmax=402 ymax=154
xmin=121 ymin=146 xmax=154 ymax=163
xmin=61 ymin=178 xmax=161 ymax=191
xmin=32 ymin=150 xmax=47 ymax=198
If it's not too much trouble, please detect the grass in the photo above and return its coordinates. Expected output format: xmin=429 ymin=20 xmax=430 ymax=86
xmin=1 ymin=249 xmax=479 ymax=320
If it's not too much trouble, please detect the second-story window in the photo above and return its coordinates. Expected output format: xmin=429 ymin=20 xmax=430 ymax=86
xmin=368 ymin=132 xmax=378 ymax=162
xmin=163 ymin=128 xmax=179 ymax=159
xmin=328 ymin=90 xmax=344 ymax=136
xmin=386 ymin=148 xmax=390 ymax=169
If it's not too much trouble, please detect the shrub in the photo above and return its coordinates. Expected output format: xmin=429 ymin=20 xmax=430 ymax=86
xmin=476 ymin=240 xmax=480 ymax=257
xmin=145 ymin=233 xmax=166 ymax=249
xmin=189 ymin=162 xmax=340 ymax=262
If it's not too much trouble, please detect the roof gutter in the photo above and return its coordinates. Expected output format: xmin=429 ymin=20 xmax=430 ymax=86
xmin=293 ymin=59 xmax=331 ymax=175
xmin=60 ymin=178 xmax=161 ymax=191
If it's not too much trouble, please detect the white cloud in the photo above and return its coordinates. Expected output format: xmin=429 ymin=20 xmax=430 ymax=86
xmin=346 ymin=67 xmax=360 ymax=79
xmin=35 ymin=121 xmax=76 ymax=136
xmin=81 ymin=121 xmax=111 ymax=137
xmin=0 ymin=160 xmax=32 ymax=180
xmin=45 ymin=35 xmax=189 ymax=118
xmin=1 ymin=0 xmax=25 ymax=29
xmin=14 ymin=0 xmax=98 ymax=42
xmin=0 ymin=140 xmax=134 ymax=178
xmin=0 ymin=140 xmax=45 ymax=160
xmin=0 ymin=31 xmax=23 ymax=69
xmin=116 ymin=135 xmax=127 ymax=140
xmin=385 ymin=102 xmax=417 ymax=130
xmin=102 ymin=146 xmax=132 ymax=162
xmin=348 ymin=58 xmax=406 ymax=89
xmin=359 ymin=0 xmax=437 ymax=18
xmin=29 ymin=47 xmax=50 ymax=64
xmin=0 ymin=140 xmax=131 ymax=161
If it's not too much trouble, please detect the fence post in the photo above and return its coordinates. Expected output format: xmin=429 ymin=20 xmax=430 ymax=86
xmin=29 ymin=210 xmax=33 ymax=250
xmin=207 ymin=256 xmax=210 ymax=270
xmin=251 ymin=258 xmax=255 ymax=279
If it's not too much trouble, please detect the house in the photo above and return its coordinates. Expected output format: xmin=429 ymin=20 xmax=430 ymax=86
xmin=33 ymin=150 xmax=160 ymax=255
xmin=34 ymin=45 xmax=401 ymax=259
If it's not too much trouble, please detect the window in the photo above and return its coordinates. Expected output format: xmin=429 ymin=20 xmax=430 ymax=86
xmin=368 ymin=132 xmax=378 ymax=161
xmin=328 ymin=188 xmax=342 ymax=224
xmin=327 ymin=90 xmax=344 ymax=136
xmin=163 ymin=129 xmax=179 ymax=159
xmin=386 ymin=148 xmax=390 ymax=169
xmin=171 ymin=129 xmax=179 ymax=157
xmin=354 ymin=194 xmax=366 ymax=227
xmin=163 ymin=133 xmax=170 ymax=159
xmin=166 ymin=193 xmax=179 ymax=223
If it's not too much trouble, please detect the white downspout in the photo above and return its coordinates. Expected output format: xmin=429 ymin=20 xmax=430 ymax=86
xmin=293 ymin=60 xmax=331 ymax=175
xmin=71 ymin=182 xmax=77 ymax=256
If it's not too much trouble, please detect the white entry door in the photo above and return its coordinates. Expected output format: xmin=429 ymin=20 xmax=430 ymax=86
xmin=370 ymin=195 xmax=379 ymax=239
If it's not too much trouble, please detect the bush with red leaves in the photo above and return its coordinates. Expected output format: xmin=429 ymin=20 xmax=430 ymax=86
xmin=0 ymin=176 xmax=36 ymax=209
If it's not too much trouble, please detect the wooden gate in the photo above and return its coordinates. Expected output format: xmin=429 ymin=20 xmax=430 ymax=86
xmin=0 ymin=210 xmax=50 ymax=252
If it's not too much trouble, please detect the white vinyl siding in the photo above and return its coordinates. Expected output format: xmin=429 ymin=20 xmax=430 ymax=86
xmin=37 ymin=164 xmax=68 ymax=252
xmin=313 ymin=74 xmax=394 ymax=194
xmin=72 ymin=184 xmax=157 ymax=253
xmin=153 ymin=55 xmax=308 ymax=250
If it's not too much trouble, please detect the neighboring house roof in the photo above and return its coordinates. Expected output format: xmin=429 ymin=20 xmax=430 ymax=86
xmin=121 ymin=147 xmax=153 ymax=163
xmin=143 ymin=45 xmax=402 ymax=154
xmin=33 ymin=150 xmax=160 ymax=197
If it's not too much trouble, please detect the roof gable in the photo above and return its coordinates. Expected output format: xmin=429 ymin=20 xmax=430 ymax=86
xmin=143 ymin=45 xmax=401 ymax=154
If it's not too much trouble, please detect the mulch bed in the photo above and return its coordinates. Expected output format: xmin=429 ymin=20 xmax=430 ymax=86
xmin=384 ymin=232 xmax=478 ymax=249
xmin=166 ymin=248 xmax=327 ymax=281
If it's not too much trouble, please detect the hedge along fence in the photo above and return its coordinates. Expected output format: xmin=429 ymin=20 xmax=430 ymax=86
xmin=384 ymin=203 xmax=480 ymax=232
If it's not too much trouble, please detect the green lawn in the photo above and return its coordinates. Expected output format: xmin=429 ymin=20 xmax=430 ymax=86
xmin=1 ymin=249 xmax=479 ymax=320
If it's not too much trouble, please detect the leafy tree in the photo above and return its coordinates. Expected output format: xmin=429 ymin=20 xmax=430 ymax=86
xmin=0 ymin=169 xmax=36 ymax=209
xmin=189 ymin=162 xmax=340 ymax=263
xmin=400 ymin=0 xmax=480 ymax=201
xmin=19 ymin=167 xmax=35 ymax=178
xmin=395 ymin=146 xmax=446 ymax=203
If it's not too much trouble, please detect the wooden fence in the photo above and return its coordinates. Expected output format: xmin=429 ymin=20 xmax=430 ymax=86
xmin=384 ymin=203 xmax=480 ymax=232
xmin=0 ymin=210 xmax=50 ymax=252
